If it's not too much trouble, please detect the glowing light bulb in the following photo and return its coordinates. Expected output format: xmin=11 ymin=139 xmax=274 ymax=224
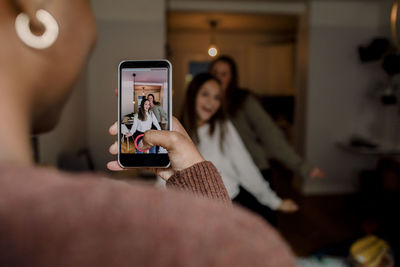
xmin=208 ymin=46 xmax=218 ymax=57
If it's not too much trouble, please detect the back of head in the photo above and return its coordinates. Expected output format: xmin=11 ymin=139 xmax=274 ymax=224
xmin=0 ymin=0 xmax=97 ymax=134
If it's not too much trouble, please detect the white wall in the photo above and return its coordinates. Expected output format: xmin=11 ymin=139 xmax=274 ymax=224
xmin=87 ymin=0 xmax=166 ymax=171
xmin=168 ymin=31 xmax=296 ymax=114
xmin=121 ymin=80 xmax=135 ymax=117
xmin=163 ymin=82 xmax=168 ymax=112
xmin=169 ymin=0 xmax=306 ymax=14
xmin=293 ymin=10 xmax=309 ymax=170
xmin=301 ymin=0 xmax=395 ymax=194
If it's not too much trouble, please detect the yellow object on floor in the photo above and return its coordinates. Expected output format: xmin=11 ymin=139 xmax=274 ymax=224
xmin=350 ymin=235 xmax=390 ymax=267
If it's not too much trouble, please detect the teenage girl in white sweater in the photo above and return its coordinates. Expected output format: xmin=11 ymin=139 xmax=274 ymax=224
xmin=181 ymin=73 xmax=298 ymax=214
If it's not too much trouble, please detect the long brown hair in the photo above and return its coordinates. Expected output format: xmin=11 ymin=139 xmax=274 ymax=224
xmin=209 ymin=55 xmax=249 ymax=117
xmin=147 ymin=93 xmax=160 ymax=106
xmin=181 ymin=73 xmax=226 ymax=151
xmin=138 ymin=98 xmax=149 ymax=121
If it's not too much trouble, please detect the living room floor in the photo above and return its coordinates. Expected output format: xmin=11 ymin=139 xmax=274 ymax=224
xmin=272 ymin=165 xmax=365 ymax=257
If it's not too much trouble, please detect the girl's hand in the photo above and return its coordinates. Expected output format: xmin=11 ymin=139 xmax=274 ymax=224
xmin=277 ymin=199 xmax=299 ymax=213
xmin=308 ymin=167 xmax=325 ymax=179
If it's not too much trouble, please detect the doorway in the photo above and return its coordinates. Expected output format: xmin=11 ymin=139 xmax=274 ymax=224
xmin=167 ymin=11 xmax=302 ymax=145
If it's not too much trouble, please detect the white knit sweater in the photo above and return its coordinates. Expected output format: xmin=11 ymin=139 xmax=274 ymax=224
xmin=196 ymin=120 xmax=282 ymax=210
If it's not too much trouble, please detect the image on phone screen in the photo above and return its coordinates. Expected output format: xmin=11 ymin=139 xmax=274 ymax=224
xmin=120 ymin=67 xmax=169 ymax=155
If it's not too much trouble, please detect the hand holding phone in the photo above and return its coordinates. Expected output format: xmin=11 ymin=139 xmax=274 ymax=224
xmin=108 ymin=117 xmax=205 ymax=181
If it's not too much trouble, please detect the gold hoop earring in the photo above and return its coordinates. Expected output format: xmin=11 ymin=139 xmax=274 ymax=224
xmin=15 ymin=9 xmax=59 ymax=50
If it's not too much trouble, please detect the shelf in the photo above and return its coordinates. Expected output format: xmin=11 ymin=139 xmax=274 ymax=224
xmin=336 ymin=142 xmax=400 ymax=156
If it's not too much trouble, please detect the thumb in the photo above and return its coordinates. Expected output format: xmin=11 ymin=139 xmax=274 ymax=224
xmin=142 ymin=130 xmax=184 ymax=152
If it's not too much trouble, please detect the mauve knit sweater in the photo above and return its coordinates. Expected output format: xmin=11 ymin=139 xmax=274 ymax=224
xmin=0 ymin=161 xmax=296 ymax=267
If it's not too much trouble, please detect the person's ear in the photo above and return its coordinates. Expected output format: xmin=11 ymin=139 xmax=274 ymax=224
xmin=12 ymin=0 xmax=47 ymax=32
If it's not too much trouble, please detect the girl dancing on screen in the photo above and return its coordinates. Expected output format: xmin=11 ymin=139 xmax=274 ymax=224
xmin=124 ymin=98 xmax=161 ymax=154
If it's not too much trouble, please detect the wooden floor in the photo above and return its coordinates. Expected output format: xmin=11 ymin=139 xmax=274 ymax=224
xmin=113 ymin=160 xmax=367 ymax=257
xmin=272 ymin=165 xmax=364 ymax=256
xmin=113 ymin=158 xmax=398 ymax=261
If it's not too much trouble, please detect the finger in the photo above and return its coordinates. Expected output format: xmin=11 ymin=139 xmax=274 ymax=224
xmin=144 ymin=167 xmax=155 ymax=173
xmin=283 ymin=204 xmax=298 ymax=213
xmin=142 ymin=130 xmax=184 ymax=151
xmin=109 ymin=141 xmax=118 ymax=155
xmin=171 ymin=117 xmax=191 ymax=140
xmin=114 ymin=88 xmax=118 ymax=96
xmin=310 ymin=171 xmax=323 ymax=179
xmin=138 ymin=139 xmax=150 ymax=151
xmin=107 ymin=161 xmax=125 ymax=171
xmin=109 ymin=122 xmax=118 ymax=135
xmin=313 ymin=171 xmax=324 ymax=179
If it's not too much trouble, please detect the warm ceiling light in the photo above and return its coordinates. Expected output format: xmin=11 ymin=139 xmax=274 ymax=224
xmin=208 ymin=45 xmax=218 ymax=57
xmin=208 ymin=20 xmax=219 ymax=57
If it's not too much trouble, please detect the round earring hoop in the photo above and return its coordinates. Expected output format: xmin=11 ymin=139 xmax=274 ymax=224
xmin=15 ymin=9 xmax=59 ymax=50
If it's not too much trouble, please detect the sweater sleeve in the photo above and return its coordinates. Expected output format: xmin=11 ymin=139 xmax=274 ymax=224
xmin=151 ymin=112 xmax=162 ymax=130
xmin=166 ymin=161 xmax=231 ymax=204
xmin=0 ymin=163 xmax=295 ymax=267
xmin=158 ymin=105 xmax=168 ymax=123
xmin=226 ymin=121 xmax=282 ymax=210
xmin=244 ymin=95 xmax=312 ymax=177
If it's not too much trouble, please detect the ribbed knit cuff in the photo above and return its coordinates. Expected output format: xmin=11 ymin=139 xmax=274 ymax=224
xmin=166 ymin=161 xmax=231 ymax=205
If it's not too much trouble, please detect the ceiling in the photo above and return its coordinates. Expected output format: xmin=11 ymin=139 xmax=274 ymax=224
xmin=169 ymin=0 xmax=379 ymax=2
xmin=168 ymin=12 xmax=298 ymax=33
xmin=121 ymin=69 xmax=168 ymax=84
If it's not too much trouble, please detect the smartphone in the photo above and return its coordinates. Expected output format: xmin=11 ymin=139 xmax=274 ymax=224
xmin=118 ymin=60 xmax=172 ymax=168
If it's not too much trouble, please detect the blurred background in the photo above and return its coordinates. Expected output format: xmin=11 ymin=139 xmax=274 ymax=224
xmin=35 ymin=0 xmax=400 ymax=260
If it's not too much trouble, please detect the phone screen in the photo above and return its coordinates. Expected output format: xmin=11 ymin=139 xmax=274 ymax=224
xmin=118 ymin=60 xmax=171 ymax=167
